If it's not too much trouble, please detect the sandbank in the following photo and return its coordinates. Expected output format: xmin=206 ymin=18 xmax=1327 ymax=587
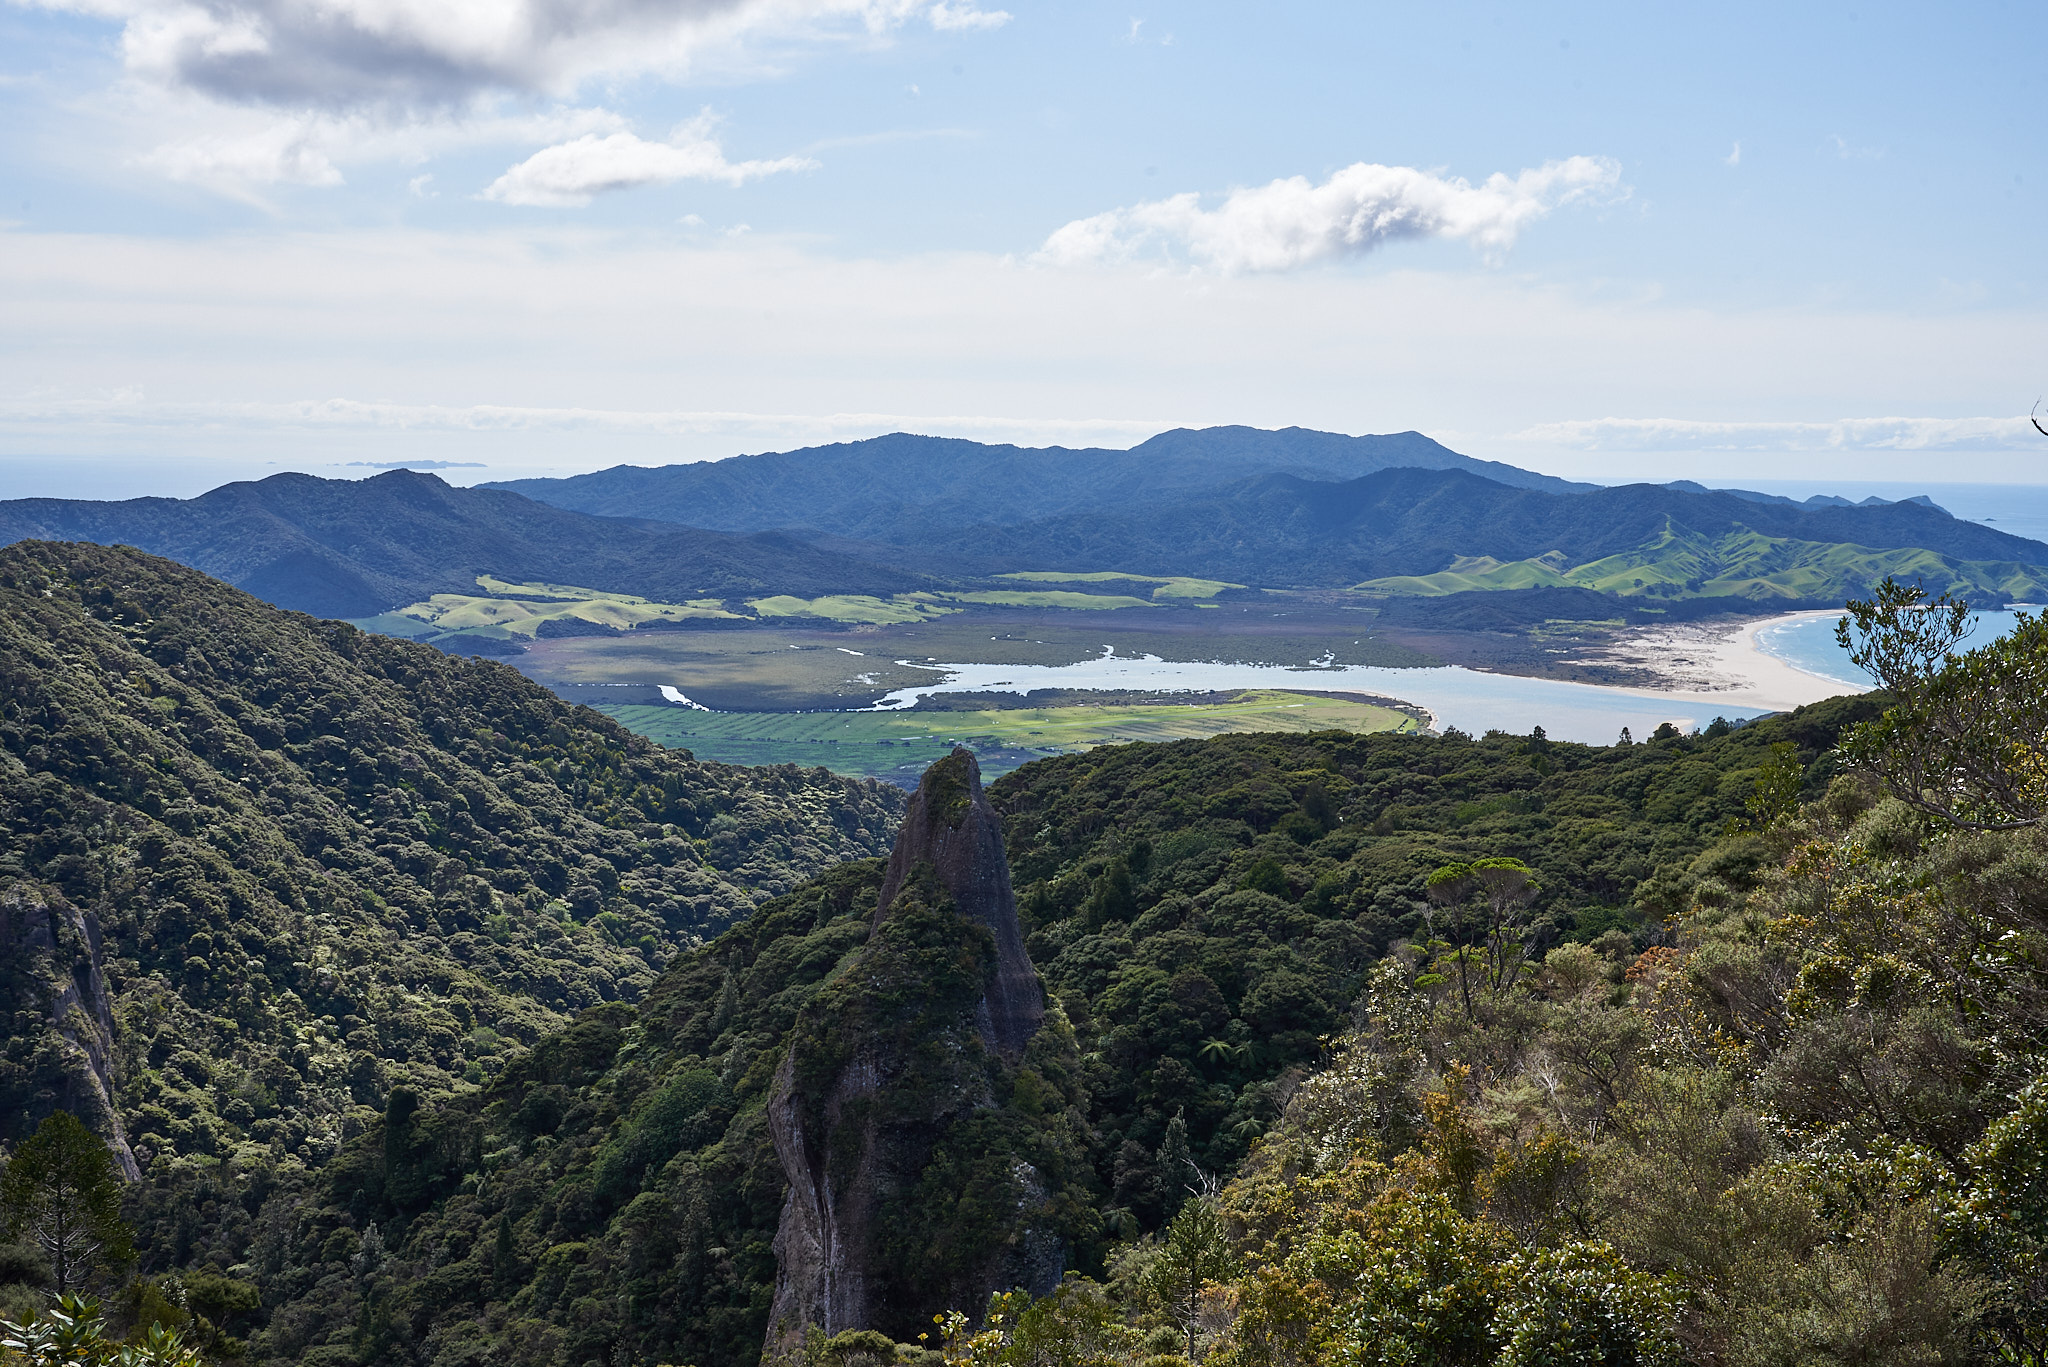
xmin=1584 ymin=610 xmax=1866 ymax=714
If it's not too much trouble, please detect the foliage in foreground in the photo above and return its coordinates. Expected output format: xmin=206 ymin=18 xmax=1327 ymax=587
xmin=1 ymin=1296 xmax=204 ymax=1367
xmin=946 ymin=761 xmax=2046 ymax=1365
xmin=139 ymin=704 xmax=1873 ymax=1367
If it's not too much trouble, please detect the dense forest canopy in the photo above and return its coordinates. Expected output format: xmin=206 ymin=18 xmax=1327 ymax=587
xmin=2 ymin=550 xmax=2043 ymax=1367
xmin=57 ymin=697 xmax=1900 ymax=1367
xmin=0 ymin=542 xmax=902 ymax=1294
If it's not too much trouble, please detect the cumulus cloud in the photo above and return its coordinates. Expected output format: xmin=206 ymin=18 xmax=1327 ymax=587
xmin=45 ymin=0 xmax=1004 ymax=111
xmin=1513 ymin=415 xmax=2046 ymax=452
xmin=481 ymin=117 xmax=815 ymax=206
xmin=1039 ymin=155 xmax=1623 ymax=273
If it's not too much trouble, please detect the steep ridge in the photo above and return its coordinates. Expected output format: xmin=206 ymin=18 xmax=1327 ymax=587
xmin=764 ymin=750 xmax=1068 ymax=1357
xmin=926 ymin=466 xmax=2048 ymax=598
xmin=482 ymin=427 xmax=1594 ymax=538
xmin=0 ymin=471 xmax=933 ymax=618
xmin=170 ymin=703 xmax=1892 ymax=1367
xmin=873 ymin=749 xmax=1043 ymax=1058
xmin=0 ymin=541 xmax=904 ymax=1175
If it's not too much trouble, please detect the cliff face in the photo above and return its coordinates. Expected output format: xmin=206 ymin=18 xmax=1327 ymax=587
xmin=0 ymin=883 xmax=141 ymax=1180
xmin=875 ymin=747 xmax=1044 ymax=1061
xmin=765 ymin=750 xmax=1081 ymax=1358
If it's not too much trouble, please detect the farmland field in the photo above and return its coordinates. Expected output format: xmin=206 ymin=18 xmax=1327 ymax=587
xmin=594 ymin=687 xmax=1421 ymax=783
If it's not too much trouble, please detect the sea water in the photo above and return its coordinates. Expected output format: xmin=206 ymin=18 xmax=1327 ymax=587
xmin=1754 ymin=607 xmax=2032 ymax=689
xmin=864 ymin=650 xmax=1775 ymax=747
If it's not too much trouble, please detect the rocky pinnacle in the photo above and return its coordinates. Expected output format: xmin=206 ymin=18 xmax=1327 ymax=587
xmin=874 ymin=747 xmax=1043 ymax=1059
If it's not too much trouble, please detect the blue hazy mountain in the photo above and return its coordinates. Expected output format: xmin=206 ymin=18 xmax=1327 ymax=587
xmin=0 ymin=469 xmax=935 ymax=619
xmin=481 ymin=427 xmax=1597 ymax=539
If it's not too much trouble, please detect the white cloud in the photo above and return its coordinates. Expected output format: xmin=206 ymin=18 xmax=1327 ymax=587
xmin=1725 ymin=141 xmax=1741 ymax=166
xmin=39 ymin=0 xmax=1002 ymax=111
xmin=1039 ymin=155 xmax=1623 ymax=273
xmin=927 ymin=2 xmax=1009 ymax=32
xmin=136 ymin=104 xmax=628 ymax=195
xmin=140 ymin=117 xmax=344 ymax=199
xmin=1512 ymin=415 xmax=2047 ymax=453
xmin=1826 ymin=134 xmax=1885 ymax=161
xmin=0 ymin=393 xmax=1163 ymax=444
xmin=481 ymin=117 xmax=815 ymax=206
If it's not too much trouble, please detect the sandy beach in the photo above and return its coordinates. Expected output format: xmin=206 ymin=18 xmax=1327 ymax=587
xmin=1583 ymin=610 xmax=1865 ymax=714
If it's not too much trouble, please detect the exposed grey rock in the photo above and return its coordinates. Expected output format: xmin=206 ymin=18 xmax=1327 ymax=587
xmin=0 ymin=883 xmax=141 ymax=1180
xmin=764 ymin=749 xmax=1058 ymax=1360
xmin=874 ymin=748 xmax=1043 ymax=1061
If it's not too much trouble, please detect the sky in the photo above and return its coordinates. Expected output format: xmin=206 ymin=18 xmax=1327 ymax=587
xmin=1 ymin=0 xmax=2044 ymax=499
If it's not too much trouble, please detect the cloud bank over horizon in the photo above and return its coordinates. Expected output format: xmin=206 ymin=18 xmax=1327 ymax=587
xmin=1513 ymin=415 xmax=2048 ymax=454
xmin=1040 ymin=156 xmax=1623 ymax=272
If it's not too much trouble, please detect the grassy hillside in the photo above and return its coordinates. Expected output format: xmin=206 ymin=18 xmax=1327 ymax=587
xmin=192 ymin=701 xmax=1878 ymax=1367
xmin=931 ymin=467 xmax=2048 ymax=601
xmin=1360 ymin=520 xmax=2048 ymax=602
xmin=0 ymin=541 xmax=903 ymax=1186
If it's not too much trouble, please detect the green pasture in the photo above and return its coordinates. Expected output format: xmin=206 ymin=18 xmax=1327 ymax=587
xmin=996 ymin=569 xmax=1246 ymax=600
xmin=1356 ymin=526 xmax=2048 ymax=603
xmin=945 ymin=590 xmax=1154 ymax=610
xmin=596 ymin=687 xmax=1420 ymax=783
xmin=748 ymin=593 xmax=961 ymax=624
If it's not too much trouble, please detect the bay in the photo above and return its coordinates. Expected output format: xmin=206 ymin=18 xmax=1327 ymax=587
xmin=1755 ymin=607 xmax=2035 ymax=689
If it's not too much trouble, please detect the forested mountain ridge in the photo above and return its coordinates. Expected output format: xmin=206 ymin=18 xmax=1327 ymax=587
xmin=929 ymin=466 xmax=2048 ymax=600
xmin=481 ymin=427 xmax=1595 ymax=538
xmin=196 ymin=702 xmax=1884 ymax=1367
xmin=1 ymin=441 xmax=2027 ymax=632
xmin=0 ymin=472 xmax=936 ymax=619
xmin=0 ymin=542 xmax=902 ymax=1207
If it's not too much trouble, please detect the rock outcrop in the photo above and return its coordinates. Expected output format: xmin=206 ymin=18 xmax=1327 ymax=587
xmin=0 ymin=883 xmax=141 ymax=1180
xmin=874 ymin=746 xmax=1044 ymax=1061
xmin=764 ymin=750 xmax=1077 ymax=1359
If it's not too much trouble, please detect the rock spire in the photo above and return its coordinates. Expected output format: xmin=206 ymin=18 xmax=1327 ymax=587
xmin=764 ymin=749 xmax=1061 ymax=1358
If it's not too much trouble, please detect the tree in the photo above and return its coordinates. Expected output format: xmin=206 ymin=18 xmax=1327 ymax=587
xmin=1837 ymin=578 xmax=2048 ymax=829
xmin=0 ymin=1113 xmax=133 ymax=1296
xmin=1424 ymin=858 xmax=1540 ymax=1019
xmin=1148 ymin=1196 xmax=1237 ymax=1359
xmin=1744 ymin=741 xmax=1805 ymax=829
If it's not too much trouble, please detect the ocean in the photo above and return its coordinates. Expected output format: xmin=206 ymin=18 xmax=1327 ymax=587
xmin=1756 ymin=607 xmax=2033 ymax=688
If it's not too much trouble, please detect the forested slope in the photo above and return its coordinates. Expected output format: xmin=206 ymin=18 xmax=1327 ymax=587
xmin=0 ymin=542 xmax=903 ymax=1195
xmin=204 ymin=704 xmax=1878 ymax=1367
xmin=930 ymin=467 xmax=2048 ymax=601
xmin=482 ymin=428 xmax=1591 ymax=538
xmin=0 ymin=473 xmax=935 ymax=619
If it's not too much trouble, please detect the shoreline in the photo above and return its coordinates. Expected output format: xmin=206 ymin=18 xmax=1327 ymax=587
xmin=1582 ymin=610 xmax=1866 ymax=714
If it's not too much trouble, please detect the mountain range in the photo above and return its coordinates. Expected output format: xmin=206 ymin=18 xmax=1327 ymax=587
xmin=479 ymin=427 xmax=1596 ymax=539
xmin=2 ymin=426 xmax=2042 ymax=621
xmin=0 ymin=472 xmax=933 ymax=620
xmin=921 ymin=465 xmax=2048 ymax=601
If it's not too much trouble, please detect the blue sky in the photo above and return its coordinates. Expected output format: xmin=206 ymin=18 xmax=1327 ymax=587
xmin=1 ymin=0 xmax=2043 ymax=497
